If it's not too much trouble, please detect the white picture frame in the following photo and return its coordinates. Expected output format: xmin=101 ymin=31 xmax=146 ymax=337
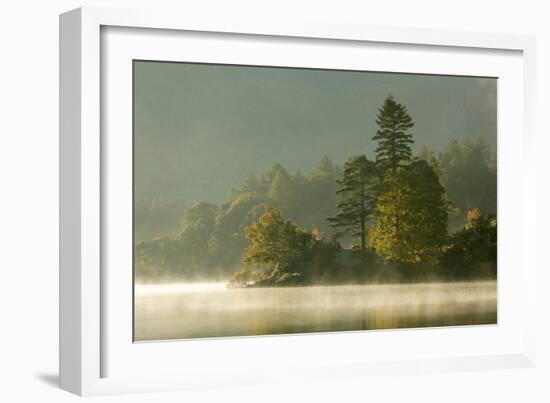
xmin=59 ymin=6 xmax=537 ymax=396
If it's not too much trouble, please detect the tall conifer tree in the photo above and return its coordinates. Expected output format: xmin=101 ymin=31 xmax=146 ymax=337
xmin=328 ymin=156 xmax=377 ymax=250
xmin=372 ymin=96 xmax=415 ymax=174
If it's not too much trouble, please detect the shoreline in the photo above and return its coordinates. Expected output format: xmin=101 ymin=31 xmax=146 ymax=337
xmin=134 ymin=277 xmax=497 ymax=291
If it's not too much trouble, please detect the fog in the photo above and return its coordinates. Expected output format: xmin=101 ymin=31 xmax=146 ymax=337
xmin=134 ymin=281 xmax=496 ymax=341
xmin=134 ymin=62 xmax=496 ymax=203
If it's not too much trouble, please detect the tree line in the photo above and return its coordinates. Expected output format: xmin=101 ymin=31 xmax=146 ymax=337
xmin=135 ymin=96 xmax=497 ymax=285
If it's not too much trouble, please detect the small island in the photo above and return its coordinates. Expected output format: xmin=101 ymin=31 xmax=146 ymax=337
xmin=135 ymin=97 xmax=496 ymax=289
xmin=132 ymin=61 xmax=498 ymax=341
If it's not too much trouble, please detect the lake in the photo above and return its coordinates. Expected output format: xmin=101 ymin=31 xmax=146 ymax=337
xmin=134 ymin=281 xmax=497 ymax=341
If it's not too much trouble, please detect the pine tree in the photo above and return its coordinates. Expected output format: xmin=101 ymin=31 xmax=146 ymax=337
xmin=309 ymin=155 xmax=338 ymax=179
xmin=327 ymin=155 xmax=377 ymax=250
xmin=372 ymin=96 xmax=415 ymax=174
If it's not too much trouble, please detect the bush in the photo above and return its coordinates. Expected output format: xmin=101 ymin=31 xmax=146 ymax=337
xmin=440 ymin=209 xmax=497 ymax=278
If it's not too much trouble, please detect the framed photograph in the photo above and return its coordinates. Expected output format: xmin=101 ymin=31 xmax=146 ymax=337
xmin=60 ymin=7 xmax=537 ymax=396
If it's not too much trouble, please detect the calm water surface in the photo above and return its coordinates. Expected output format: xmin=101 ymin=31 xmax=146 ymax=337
xmin=134 ymin=281 xmax=497 ymax=341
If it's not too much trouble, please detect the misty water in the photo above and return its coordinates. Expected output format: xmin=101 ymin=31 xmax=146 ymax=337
xmin=134 ymin=281 xmax=496 ymax=341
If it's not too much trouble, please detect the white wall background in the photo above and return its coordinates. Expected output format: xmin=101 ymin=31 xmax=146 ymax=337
xmin=0 ymin=0 xmax=548 ymax=402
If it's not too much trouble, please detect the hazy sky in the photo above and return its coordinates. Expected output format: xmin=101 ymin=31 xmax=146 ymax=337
xmin=134 ymin=61 xmax=497 ymax=203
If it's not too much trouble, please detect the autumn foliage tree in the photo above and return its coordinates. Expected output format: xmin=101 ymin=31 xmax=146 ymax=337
xmin=242 ymin=205 xmax=313 ymax=276
xmin=368 ymin=160 xmax=448 ymax=264
xmin=136 ymin=92 xmax=496 ymax=285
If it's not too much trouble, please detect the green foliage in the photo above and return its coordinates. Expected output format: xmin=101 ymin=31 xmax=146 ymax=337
xmin=417 ymin=146 xmax=447 ymax=186
xmin=441 ymin=138 xmax=497 ymax=230
xmin=441 ymin=208 xmax=497 ymax=277
xmin=134 ymin=198 xmax=189 ymax=241
xmin=135 ymin=237 xmax=194 ymax=281
xmin=372 ymin=96 xmax=415 ymax=174
xmin=208 ymin=194 xmax=265 ymax=269
xmin=179 ymin=202 xmax=218 ymax=234
xmin=178 ymin=201 xmax=218 ymax=264
xmin=309 ymin=155 xmax=339 ymax=179
xmin=135 ymin=96 xmax=497 ymax=286
xmin=417 ymin=146 xmax=460 ymax=223
xmin=234 ymin=159 xmax=340 ymax=236
xmin=369 ymin=160 xmax=448 ymax=264
xmin=328 ymin=155 xmax=377 ymax=250
xmin=243 ymin=205 xmax=314 ymax=273
xmin=296 ymin=158 xmax=340 ymax=235
xmin=239 ymin=173 xmax=266 ymax=196
xmin=136 ymin=157 xmax=343 ymax=283
xmin=268 ymin=165 xmax=293 ymax=205
xmin=369 ymin=98 xmax=448 ymax=264
xmin=229 ymin=206 xmax=342 ymax=287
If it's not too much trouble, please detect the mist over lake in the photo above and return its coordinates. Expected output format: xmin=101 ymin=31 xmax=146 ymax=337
xmin=133 ymin=61 xmax=497 ymax=341
xmin=134 ymin=281 xmax=497 ymax=341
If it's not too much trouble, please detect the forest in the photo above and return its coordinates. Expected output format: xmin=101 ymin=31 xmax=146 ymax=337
xmin=135 ymin=96 xmax=497 ymax=286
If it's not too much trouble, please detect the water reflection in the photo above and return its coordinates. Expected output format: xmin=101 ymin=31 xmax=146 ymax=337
xmin=134 ymin=281 xmax=497 ymax=341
